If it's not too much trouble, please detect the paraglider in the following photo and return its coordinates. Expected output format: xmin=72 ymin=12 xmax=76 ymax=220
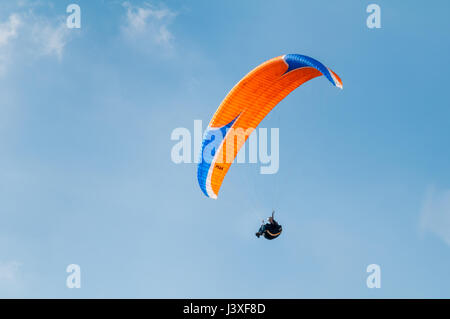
xmin=256 ymin=211 xmax=282 ymax=240
xmin=197 ymin=54 xmax=343 ymax=199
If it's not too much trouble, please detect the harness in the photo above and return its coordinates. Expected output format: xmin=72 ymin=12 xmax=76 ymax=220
xmin=264 ymin=225 xmax=282 ymax=239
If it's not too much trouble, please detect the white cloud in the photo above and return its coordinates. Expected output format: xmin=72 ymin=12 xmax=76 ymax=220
xmin=122 ymin=1 xmax=176 ymax=49
xmin=0 ymin=10 xmax=70 ymax=75
xmin=31 ymin=18 xmax=69 ymax=60
xmin=0 ymin=14 xmax=21 ymax=47
xmin=420 ymin=186 xmax=450 ymax=245
xmin=0 ymin=14 xmax=22 ymax=75
xmin=0 ymin=261 xmax=22 ymax=281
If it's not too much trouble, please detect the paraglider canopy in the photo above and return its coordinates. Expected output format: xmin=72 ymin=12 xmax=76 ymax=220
xmin=197 ymin=54 xmax=343 ymax=199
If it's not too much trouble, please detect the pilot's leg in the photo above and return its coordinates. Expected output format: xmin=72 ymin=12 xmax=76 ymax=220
xmin=256 ymin=224 xmax=267 ymax=238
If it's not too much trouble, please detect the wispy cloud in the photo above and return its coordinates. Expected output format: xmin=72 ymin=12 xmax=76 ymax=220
xmin=0 ymin=10 xmax=70 ymax=75
xmin=0 ymin=14 xmax=21 ymax=47
xmin=0 ymin=14 xmax=22 ymax=75
xmin=420 ymin=186 xmax=450 ymax=245
xmin=121 ymin=1 xmax=176 ymax=51
xmin=0 ymin=261 xmax=22 ymax=281
xmin=31 ymin=17 xmax=69 ymax=60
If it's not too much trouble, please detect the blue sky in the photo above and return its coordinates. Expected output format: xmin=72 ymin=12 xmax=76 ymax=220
xmin=0 ymin=0 xmax=449 ymax=298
